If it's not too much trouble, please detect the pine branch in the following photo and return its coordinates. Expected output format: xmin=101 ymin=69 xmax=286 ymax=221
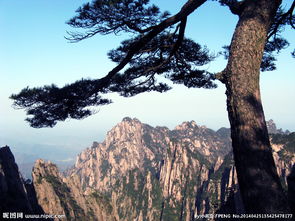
xmin=94 ymin=0 xmax=207 ymax=90
xmin=218 ymin=0 xmax=245 ymax=15
xmin=267 ymin=1 xmax=295 ymax=40
xmin=11 ymin=0 xmax=208 ymax=128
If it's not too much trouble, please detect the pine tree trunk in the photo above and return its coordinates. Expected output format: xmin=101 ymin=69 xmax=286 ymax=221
xmin=224 ymin=0 xmax=289 ymax=213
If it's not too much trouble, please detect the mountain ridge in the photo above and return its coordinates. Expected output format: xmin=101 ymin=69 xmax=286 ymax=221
xmin=33 ymin=118 xmax=295 ymax=220
xmin=1 ymin=118 xmax=294 ymax=220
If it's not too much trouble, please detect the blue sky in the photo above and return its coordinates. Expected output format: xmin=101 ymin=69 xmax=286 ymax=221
xmin=0 ymin=0 xmax=294 ymax=155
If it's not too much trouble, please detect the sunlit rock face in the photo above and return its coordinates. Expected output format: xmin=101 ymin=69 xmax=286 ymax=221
xmin=3 ymin=118 xmax=292 ymax=220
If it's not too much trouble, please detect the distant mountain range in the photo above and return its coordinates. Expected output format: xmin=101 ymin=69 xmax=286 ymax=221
xmin=0 ymin=118 xmax=294 ymax=220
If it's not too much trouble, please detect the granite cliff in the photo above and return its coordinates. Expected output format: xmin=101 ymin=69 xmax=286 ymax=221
xmin=1 ymin=118 xmax=294 ymax=220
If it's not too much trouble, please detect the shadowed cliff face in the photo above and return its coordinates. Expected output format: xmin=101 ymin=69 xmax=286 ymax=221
xmin=0 ymin=146 xmax=44 ymax=215
xmin=29 ymin=118 xmax=294 ymax=221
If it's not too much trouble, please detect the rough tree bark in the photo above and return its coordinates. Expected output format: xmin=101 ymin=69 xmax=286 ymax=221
xmin=222 ymin=0 xmax=289 ymax=214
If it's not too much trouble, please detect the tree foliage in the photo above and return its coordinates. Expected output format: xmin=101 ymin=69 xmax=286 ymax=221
xmin=10 ymin=0 xmax=294 ymax=129
xmin=66 ymin=0 xmax=170 ymax=42
xmin=10 ymin=80 xmax=111 ymax=128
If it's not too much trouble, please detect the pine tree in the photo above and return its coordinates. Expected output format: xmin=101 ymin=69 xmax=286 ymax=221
xmin=10 ymin=0 xmax=295 ymax=214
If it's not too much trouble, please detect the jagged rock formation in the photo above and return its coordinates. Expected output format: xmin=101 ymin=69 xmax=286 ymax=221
xmin=267 ymin=119 xmax=290 ymax=135
xmin=29 ymin=118 xmax=294 ymax=220
xmin=32 ymin=159 xmax=115 ymax=221
xmin=0 ymin=146 xmax=44 ymax=215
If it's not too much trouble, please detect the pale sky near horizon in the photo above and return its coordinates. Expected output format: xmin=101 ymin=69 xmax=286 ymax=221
xmin=0 ymin=0 xmax=294 ymax=154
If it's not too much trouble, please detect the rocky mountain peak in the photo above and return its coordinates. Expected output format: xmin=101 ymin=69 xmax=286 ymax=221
xmin=33 ymin=159 xmax=61 ymax=180
xmin=174 ymin=120 xmax=198 ymax=130
xmin=267 ymin=119 xmax=278 ymax=134
xmin=0 ymin=145 xmax=15 ymax=163
xmin=104 ymin=117 xmax=144 ymax=146
xmin=122 ymin=116 xmax=140 ymax=123
xmin=266 ymin=119 xmax=290 ymax=134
